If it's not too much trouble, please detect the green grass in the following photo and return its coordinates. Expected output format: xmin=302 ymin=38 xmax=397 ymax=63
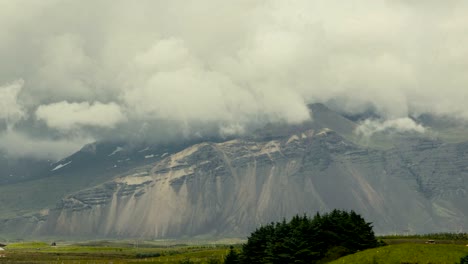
xmin=3 ymin=239 xmax=468 ymax=263
xmin=330 ymin=243 xmax=468 ymax=264
xmin=1 ymin=241 xmax=233 ymax=263
xmin=5 ymin=241 xmax=50 ymax=249
xmin=379 ymin=233 xmax=468 ymax=242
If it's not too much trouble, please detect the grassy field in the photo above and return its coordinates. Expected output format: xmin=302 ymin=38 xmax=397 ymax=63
xmin=2 ymin=238 xmax=468 ymax=263
xmin=330 ymin=243 xmax=468 ymax=264
xmin=1 ymin=241 xmax=234 ymax=263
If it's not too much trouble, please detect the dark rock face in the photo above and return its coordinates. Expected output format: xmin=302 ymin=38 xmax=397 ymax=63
xmin=34 ymin=128 xmax=467 ymax=238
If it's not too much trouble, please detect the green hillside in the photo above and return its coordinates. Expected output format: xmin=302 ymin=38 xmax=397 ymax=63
xmin=330 ymin=243 xmax=468 ymax=264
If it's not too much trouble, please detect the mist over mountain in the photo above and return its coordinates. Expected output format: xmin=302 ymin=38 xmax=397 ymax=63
xmin=2 ymin=1 xmax=468 ymax=160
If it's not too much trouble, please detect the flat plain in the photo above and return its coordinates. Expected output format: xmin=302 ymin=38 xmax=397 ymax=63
xmin=1 ymin=241 xmax=233 ymax=263
xmin=1 ymin=238 xmax=468 ymax=263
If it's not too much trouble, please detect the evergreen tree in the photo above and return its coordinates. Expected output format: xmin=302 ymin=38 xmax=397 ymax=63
xmin=224 ymin=246 xmax=240 ymax=264
xmin=241 ymin=224 xmax=275 ymax=263
xmin=239 ymin=210 xmax=378 ymax=263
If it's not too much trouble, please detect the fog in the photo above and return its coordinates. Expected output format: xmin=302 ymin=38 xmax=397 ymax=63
xmin=1 ymin=0 xmax=468 ymax=159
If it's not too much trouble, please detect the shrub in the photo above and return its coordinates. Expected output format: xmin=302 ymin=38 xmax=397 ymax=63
xmin=135 ymin=252 xmax=162 ymax=258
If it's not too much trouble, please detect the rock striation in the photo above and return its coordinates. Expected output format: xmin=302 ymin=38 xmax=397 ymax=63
xmin=1 ymin=104 xmax=467 ymax=239
xmin=37 ymin=128 xmax=467 ymax=238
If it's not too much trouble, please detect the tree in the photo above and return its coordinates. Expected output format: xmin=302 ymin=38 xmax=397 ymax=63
xmin=240 ymin=210 xmax=378 ymax=263
xmin=224 ymin=246 xmax=240 ymax=264
xmin=241 ymin=224 xmax=276 ymax=263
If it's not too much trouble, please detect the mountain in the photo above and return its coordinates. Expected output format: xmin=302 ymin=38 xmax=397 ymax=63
xmin=0 ymin=134 xmax=224 ymax=217
xmin=0 ymin=104 xmax=467 ymax=239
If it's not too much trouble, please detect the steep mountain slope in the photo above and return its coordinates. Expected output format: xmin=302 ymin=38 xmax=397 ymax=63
xmin=0 ymin=154 xmax=51 ymax=185
xmin=0 ymin=103 xmax=340 ymax=221
xmin=0 ymin=139 xmax=205 ymax=220
xmin=0 ymin=104 xmax=467 ymax=239
xmin=7 ymin=129 xmax=465 ymax=238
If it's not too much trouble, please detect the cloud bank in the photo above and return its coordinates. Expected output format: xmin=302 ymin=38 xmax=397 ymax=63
xmin=355 ymin=118 xmax=426 ymax=137
xmin=1 ymin=0 xmax=468 ymax=159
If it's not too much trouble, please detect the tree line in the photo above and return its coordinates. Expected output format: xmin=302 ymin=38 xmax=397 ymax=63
xmin=224 ymin=209 xmax=380 ymax=264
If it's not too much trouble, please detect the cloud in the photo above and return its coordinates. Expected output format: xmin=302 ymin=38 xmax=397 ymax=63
xmin=33 ymin=34 xmax=101 ymax=102
xmin=0 ymin=129 xmax=91 ymax=160
xmin=1 ymin=0 xmax=468 ymax=158
xmin=36 ymin=101 xmax=125 ymax=131
xmin=219 ymin=123 xmax=246 ymax=137
xmin=120 ymin=37 xmax=311 ymax=124
xmin=0 ymin=80 xmax=26 ymax=128
xmin=355 ymin=118 xmax=426 ymax=137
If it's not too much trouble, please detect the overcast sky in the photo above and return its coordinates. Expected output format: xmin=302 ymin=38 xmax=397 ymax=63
xmin=1 ymin=0 xmax=468 ymax=159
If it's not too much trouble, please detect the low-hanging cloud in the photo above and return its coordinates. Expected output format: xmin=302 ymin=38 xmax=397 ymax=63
xmin=1 ymin=0 xmax=468 ymax=159
xmin=36 ymin=101 xmax=125 ymax=131
xmin=0 ymin=80 xmax=26 ymax=128
xmin=355 ymin=117 xmax=426 ymax=137
xmin=0 ymin=129 xmax=92 ymax=160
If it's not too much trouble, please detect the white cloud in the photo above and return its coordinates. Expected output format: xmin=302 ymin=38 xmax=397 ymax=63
xmin=356 ymin=118 xmax=426 ymax=137
xmin=33 ymin=34 xmax=100 ymax=102
xmin=0 ymin=80 xmax=26 ymax=127
xmin=219 ymin=123 xmax=246 ymax=137
xmin=121 ymin=37 xmax=311 ymax=125
xmin=1 ymin=0 xmax=468 ymax=158
xmin=132 ymin=38 xmax=193 ymax=73
xmin=36 ymin=101 xmax=125 ymax=131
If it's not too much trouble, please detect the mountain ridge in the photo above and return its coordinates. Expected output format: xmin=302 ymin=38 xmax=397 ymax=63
xmin=0 ymin=104 xmax=467 ymax=239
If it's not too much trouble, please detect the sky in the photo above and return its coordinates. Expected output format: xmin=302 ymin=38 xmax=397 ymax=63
xmin=1 ymin=0 xmax=468 ymax=159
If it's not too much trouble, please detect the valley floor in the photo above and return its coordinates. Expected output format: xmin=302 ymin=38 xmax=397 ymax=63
xmin=0 ymin=241 xmax=233 ymax=263
xmin=1 ymin=238 xmax=467 ymax=263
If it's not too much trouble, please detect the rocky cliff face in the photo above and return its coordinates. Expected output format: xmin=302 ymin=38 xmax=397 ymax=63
xmin=35 ymin=128 xmax=467 ymax=238
xmin=1 ymin=104 xmax=467 ymax=239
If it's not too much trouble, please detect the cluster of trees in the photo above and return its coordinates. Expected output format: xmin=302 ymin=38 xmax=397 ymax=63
xmin=224 ymin=209 xmax=380 ymax=264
